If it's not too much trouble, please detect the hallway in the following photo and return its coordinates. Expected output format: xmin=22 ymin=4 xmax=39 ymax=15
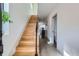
xmin=39 ymin=38 xmax=61 ymax=56
xmin=2 ymin=3 xmax=79 ymax=56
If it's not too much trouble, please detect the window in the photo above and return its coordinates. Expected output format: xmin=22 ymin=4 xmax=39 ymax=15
xmin=31 ymin=3 xmax=38 ymax=15
xmin=2 ymin=3 xmax=9 ymax=35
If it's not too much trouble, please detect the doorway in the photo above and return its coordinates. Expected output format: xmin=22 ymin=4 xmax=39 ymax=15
xmin=0 ymin=3 xmax=3 ymax=56
xmin=53 ymin=14 xmax=57 ymax=48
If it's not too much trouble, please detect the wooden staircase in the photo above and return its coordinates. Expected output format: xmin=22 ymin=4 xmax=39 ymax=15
xmin=14 ymin=15 xmax=39 ymax=56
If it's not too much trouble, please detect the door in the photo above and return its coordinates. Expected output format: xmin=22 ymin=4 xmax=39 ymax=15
xmin=53 ymin=14 xmax=57 ymax=48
xmin=0 ymin=3 xmax=3 ymax=56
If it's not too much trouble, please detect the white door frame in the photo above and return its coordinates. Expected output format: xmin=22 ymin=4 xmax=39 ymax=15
xmin=51 ymin=14 xmax=57 ymax=47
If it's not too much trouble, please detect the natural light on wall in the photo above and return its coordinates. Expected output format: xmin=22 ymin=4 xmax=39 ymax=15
xmin=30 ymin=3 xmax=38 ymax=15
xmin=64 ymin=50 xmax=70 ymax=56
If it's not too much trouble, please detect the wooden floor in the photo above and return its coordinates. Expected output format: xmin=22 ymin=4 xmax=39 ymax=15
xmin=14 ymin=15 xmax=39 ymax=56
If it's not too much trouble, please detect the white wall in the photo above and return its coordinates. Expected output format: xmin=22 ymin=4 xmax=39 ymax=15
xmin=47 ymin=4 xmax=79 ymax=55
xmin=60 ymin=4 xmax=79 ymax=56
xmin=47 ymin=5 xmax=58 ymax=44
xmin=38 ymin=3 xmax=57 ymax=19
xmin=2 ymin=3 xmax=31 ymax=56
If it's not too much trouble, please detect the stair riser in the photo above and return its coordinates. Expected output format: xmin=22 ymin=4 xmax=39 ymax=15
xmin=23 ymin=34 xmax=36 ymax=36
xmin=23 ymin=31 xmax=35 ymax=34
xmin=18 ymin=44 xmax=39 ymax=47
xmin=22 ymin=36 xmax=36 ymax=40
xmin=21 ymin=39 xmax=35 ymax=41
xmin=15 ymin=52 xmax=35 ymax=56
xmin=19 ymin=43 xmax=35 ymax=46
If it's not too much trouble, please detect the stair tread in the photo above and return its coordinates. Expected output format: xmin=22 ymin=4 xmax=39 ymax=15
xmin=28 ymin=23 xmax=36 ymax=25
xmin=21 ymin=38 xmax=35 ymax=41
xmin=16 ymin=47 xmax=35 ymax=51
xmin=20 ymin=40 xmax=35 ymax=43
xmin=16 ymin=47 xmax=35 ymax=52
xmin=23 ymin=34 xmax=35 ymax=36
xmin=22 ymin=36 xmax=35 ymax=38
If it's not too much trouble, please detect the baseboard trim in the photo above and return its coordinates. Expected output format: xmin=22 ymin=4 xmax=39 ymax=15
xmin=57 ymin=49 xmax=64 ymax=56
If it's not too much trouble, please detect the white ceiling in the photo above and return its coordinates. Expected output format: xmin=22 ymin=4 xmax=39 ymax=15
xmin=37 ymin=3 xmax=57 ymax=19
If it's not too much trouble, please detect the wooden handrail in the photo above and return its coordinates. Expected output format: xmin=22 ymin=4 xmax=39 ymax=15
xmin=35 ymin=19 xmax=38 ymax=56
